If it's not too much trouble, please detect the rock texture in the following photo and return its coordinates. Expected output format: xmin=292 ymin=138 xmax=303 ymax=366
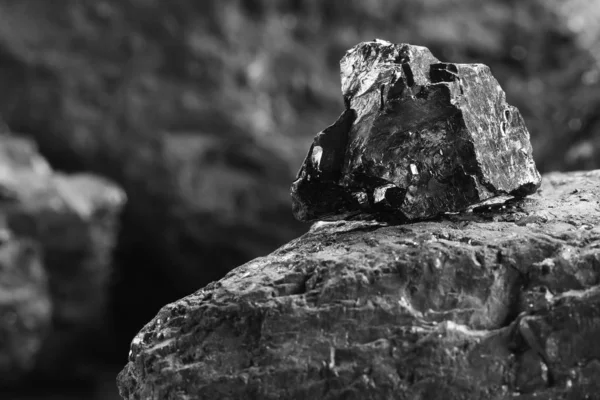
xmin=292 ymin=40 xmax=541 ymax=223
xmin=119 ymin=170 xmax=600 ymax=399
xmin=0 ymin=134 xmax=126 ymax=382
xmin=0 ymin=236 xmax=50 ymax=383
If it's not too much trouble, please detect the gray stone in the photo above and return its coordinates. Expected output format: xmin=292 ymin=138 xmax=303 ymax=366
xmin=292 ymin=40 xmax=541 ymax=222
xmin=118 ymin=169 xmax=600 ymax=400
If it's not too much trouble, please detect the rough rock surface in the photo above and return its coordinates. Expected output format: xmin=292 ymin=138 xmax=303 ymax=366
xmin=0 ymin=236 xmax=51 ymax=384
xmin=0 ymin=134 xmax=126 ymax=381
xmin=119 ymin=170 xmax=600 ymax=399
xmin=292 ymin=40 xmax=541 ymax=223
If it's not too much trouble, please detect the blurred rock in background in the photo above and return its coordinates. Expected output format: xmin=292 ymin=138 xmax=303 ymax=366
xmin=0 ymin=134 xmax=125 ymax=393
xmin=0 ymin=236 xmax=50 ymax=385
xmin=0 ymin=0 xmax=597 ymax=398
xmin=542 ymin=0 xmax=600 ymax=170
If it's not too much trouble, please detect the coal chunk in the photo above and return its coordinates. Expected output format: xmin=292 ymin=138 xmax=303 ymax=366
xmin=291 ymin=39 xmax=542 ymax=222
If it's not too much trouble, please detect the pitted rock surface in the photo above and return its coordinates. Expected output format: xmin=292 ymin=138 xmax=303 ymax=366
xmin=118 ymin=170 xmax=600 ymax=400
xmin=292 ymin=40 xmax=541 ymax=222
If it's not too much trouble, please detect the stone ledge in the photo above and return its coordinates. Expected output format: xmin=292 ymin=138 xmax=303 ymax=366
xmin=119 ymin=170 xmax=600 ymax=400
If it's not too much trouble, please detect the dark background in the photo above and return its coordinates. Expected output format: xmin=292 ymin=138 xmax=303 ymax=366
xmin=0 ymin=0 xmax=598 ymax=399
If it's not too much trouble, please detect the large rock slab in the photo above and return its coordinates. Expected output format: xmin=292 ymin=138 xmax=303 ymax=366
xmin=292 ymin=40 xmax=541 ymax=223
xmin=0 ymin=134 xmax=126 ymax=382
xmin=118 ymin=170 xmax=600 ymax=399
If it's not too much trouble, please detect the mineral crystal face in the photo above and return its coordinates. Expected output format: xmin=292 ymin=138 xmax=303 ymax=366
xmin=291 ymin=39 xmax=542 ymax=222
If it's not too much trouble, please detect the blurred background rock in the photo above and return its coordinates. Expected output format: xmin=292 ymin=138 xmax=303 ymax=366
xmin=0 ymin=134 xmax=125 ymax=399
xmin=0 ymin=0 xmax=597 ymax=399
